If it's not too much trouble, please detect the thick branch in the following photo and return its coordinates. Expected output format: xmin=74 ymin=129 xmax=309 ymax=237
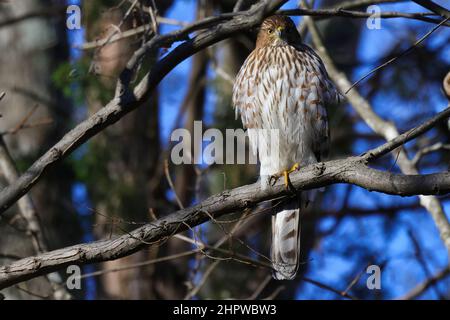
xmin=411 ymin=0 xmax=450 ymax=19
xmin=0 ymin=0 xmax=446 ymax=214
xmin=280 ymin=8 xmax=447 ymax=26
xmin=0 ymin=0 xmax=449 ymax=290
xmin=0 ymin=0 xmax=288 ymax=214
xmin=1 ymin=114 xmax=450 ymax=290
xmin=304 ymin=14 xmax=450 ymax=254
xmin=0 ymin=160 xmax=448 ymax=289
xmin=79 ymin=10 xmax=446 ymax=51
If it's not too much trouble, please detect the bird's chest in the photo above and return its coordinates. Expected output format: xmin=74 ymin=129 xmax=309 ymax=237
xmin=251 ymin=62 xmax=307 ymax=130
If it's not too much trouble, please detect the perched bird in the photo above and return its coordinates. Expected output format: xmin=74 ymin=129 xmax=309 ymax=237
xmin=232 ymin=15 xmax=340 ymax=280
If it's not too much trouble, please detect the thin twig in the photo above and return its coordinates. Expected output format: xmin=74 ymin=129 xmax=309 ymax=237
xmin=305 ymin=14 xmax=450 ymax=255
xmin=247 ymin=274 xmax=272 ymax=300
xmin=233 ymin=0 xmax=247 ymax=13
xmin=346 ymin=17 xmax=449 ymax=93
xmin=9 ymin=104 xmax=39 ymax=134
xmin=397 ymin=266 xmax=450 ymax=300
xmin=411 ymin=0 xmax=450 ymax=19
xmin=342 ymin=262 xmax=371 ymax=295
xmin=0 ymin=119 xmax=53 ymax=136
xmin=16 ymin=285 xmax=49 ymax=300
xmin=79 ymin=250 xmax=197 ymax=280
xmin=164 ymin=159 xmax=184 ymax=209
xmin=262 ymin=286 xmax=285 ymax=300
xmin=303 ymin=277 xmax=358 ymax=300
xmin=2 ymin=116 xmax=450 ymax=289
xmin=407 ymin=229 xmax=444 ymax=299
xmin=412 ymin=142 xmax=450 ymax=165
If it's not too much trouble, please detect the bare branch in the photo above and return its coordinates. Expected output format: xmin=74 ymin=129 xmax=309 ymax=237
xmin=346 ymin=17 xmax=449 ymax=93
xmin=302 ymin=277 xmax=357 ymax=300
xmin=335 ymin=0 xmax=408 ymax=10
xmin=0 ymin=107 xmax=449 ymax=290
xmin=78 ymin=24 xmax=153 ymax=51
xmin=412 ymin=142 xmax=450 ymax=165
xmin=0 ymin=0 xmax=446 ymax=214
xmin=0 ymin=137 xmax=71 ymax=299
xmin=262 ymin=286 xmax=285 ymax=300
xmin=411 ymin=0 xmax=450 ymax=19
xmin=78 ymin=250 xmax=197 ymax=280
xmin=0 ymin=6 xmax=65 ymax=29
xmin=164 ymin=160 xmax=185 ymax=209
xmin=304 ymin=15 xmax=450 ymax=254
xmin=397 ymin=266 xmax=450 ymax=300
xmin=234 ymin=0 xmax=247 ymax=13
xmin=0 ymin=137 xmax=47 ymax=253
xmin=281 ymin=8 xmax=447 ymax=26
xmin=247 ymin=275 xmax=272 ymax=300
xmin=0 ymin=0 xmax=288 ymax=214
xmin=0 ymin=0 xmax=449 ymax=293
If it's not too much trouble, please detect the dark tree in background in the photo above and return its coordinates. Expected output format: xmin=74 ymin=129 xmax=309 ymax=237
xmin=0 ymin=0 xmax=78 ymax=299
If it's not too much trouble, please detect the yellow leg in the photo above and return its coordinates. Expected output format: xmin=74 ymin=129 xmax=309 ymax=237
xmin=289 ymin=163 xmax=300 ymax=173
xmin=283 ymin=170 xmax=289 ymax=188
xmin=270 ymin=163 xmax=300 ymax=189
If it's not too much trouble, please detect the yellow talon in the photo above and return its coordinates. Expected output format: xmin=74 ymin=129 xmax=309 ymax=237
xmin=289 ymin=163 xmax=300 ymax=173
xmin=269 ymin=172 xmax=282 ymax=186
xmin=270 ymin=163 xmax=300 ymax=189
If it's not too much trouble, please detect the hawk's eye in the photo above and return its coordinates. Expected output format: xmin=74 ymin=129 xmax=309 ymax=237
xmin=267 ymin=28 xmax=274 ymax=34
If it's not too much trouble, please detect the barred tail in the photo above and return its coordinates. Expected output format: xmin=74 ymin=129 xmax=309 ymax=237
xmin=271 ymin=200 xmax=301 ymax=280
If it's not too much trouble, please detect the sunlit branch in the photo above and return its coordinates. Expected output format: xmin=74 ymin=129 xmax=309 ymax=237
xmin=0 ymin=107 xmax=449 ymax=290
xmin=303 ymin=13 xmax=450 ymax=254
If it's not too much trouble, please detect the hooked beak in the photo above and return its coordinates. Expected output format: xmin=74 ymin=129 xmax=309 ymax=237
xmin=275 ymin=26 xmax=285 ymax=39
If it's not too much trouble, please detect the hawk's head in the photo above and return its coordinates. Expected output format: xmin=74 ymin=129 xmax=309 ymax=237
xmin=256 ymin=15 xmax=302 ymax=48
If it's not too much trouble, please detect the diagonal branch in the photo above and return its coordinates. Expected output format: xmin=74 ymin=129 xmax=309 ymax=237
xmin=0 ymin=138 xmax=47 ymax=253
xmin=335 ymin=0 xmax=408 ymax=10
xmin=303 ymin=14 xmax=450 ymax=254
xmin=411 ymin=0 xmax=450 ymax=19
xmin=0 ymin=108 xmax=449 ymax=290
xmin=397 ymin=266 xmax=450 ymax=300
xmin=0 ymin=161 xmax=448 ymax=290
xmin=0 ymin=0 xmax=288 ymax=214
xmin=345 ymin=17 xmax=449 ymax=93
xmin=0 ymin=0 xmax=446 ymax=215
xmin=280 ymin=8 xmax=447 ymax=26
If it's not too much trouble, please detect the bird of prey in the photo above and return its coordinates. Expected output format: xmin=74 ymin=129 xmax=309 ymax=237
xmin=232 ymin=15 xmax=340 ymax=280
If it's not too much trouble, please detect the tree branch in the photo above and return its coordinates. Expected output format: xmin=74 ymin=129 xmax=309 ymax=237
xmin=304 ymin=14 xmax=450 ymax=254
xmin=280 ymin=8 xmax=447 ymax=26
xmin=411 ymin=0 xmax=450 ymax=19
xmin=0 ymin=108 xmax=449 ymax=290
xmin=0 ymin=0 xmax=446 ymax=214
xmin=334 ymin=0 xmax=407 ymax=10
xmin=0 ymin=137 xmax=47 ymax=253
xmin=397 ymin=266 xmax=450 ymax=300
xmin=0 ymin=0 xmax=449 ymax=292
xmin=0 ymin=0 xmax=288 ymax=214
xmin=0 ymin=6 xmax=65 ymax=29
